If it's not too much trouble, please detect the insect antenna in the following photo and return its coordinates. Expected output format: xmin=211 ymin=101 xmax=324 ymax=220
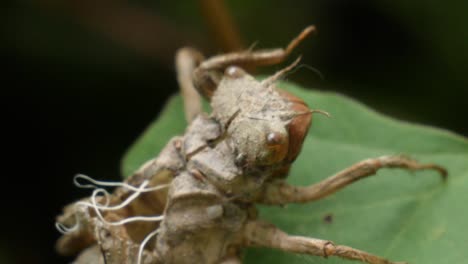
xmin=308 ymin=109 xmax=331 ymax=117
xmin=281 ymin=109 xmax=331 ymax=121
xmin=261 ymin=56 xmax=302 ymax=87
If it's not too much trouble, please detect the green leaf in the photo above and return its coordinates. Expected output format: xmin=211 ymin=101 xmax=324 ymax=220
xmin=121 ymin=82 xmax=468 ymax=264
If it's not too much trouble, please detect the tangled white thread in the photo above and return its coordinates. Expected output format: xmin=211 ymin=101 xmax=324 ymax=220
xmin=55 ymin=174 xmax=168 ymax=234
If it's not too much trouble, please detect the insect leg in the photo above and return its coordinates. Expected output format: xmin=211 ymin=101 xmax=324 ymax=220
xmin=72 ymin=245 xmax=105 ymax=264
xmin=198 ymin=25 xmax=315 ymax=70
xmin=259 ymin=155 xmax=447 ymax=204
xmin=176 ymin=47 xmax=205 ymax=123
xmin=244 ymin=220 xmax=406 ymax=264
xmin=192 ymin=25 xmax=315 ymax=99
xmin=94 ymin=220 xmax=162 ymax=264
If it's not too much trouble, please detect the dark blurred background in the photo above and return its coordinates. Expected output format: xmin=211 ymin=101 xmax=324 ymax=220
xmin=2 ymin=0 xmax=467 ymax=263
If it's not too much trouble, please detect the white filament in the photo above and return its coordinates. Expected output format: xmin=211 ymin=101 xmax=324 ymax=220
xmin=76 ymin=180 xmax=159 ymax=211
xmin=55 ymin=217 xmax=79 ymax=235
xmin=73 ymin=174 xmax=169 ymax=193
xmin=56 ymin=174 xmax=167 ymax=234
xmin=137 ymin=229 xmax=160 ymax=264
xmin=81 ymin=183 xmax=165 ymax=226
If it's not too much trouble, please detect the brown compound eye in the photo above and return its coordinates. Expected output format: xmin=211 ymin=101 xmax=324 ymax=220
xmin=276 ymin=89 xmax=312 ymax=163
xmin=224 ymin=66 xmax=246 ymax=78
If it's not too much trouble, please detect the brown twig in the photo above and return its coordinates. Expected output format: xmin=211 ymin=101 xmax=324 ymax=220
xmin=198 ymin=0 xmax=245 ymax=52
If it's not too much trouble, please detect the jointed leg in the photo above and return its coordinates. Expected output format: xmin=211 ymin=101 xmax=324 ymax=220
xmin=244 ymin=220 xmax=406 ymax=264
xmin=73 ymin=245 xmax=105 ymax=264
xmin=94 ymin=217 xmax=162 ymax=264
xmin=175 ymin=26 xmax=315 ymax=118
xmin=176 ymin=48 xmax=205 ymax=123
xmin=197 ymin=25 xmax=315 ymax=71
xmin=260 ymin=155 xmax=447 ymax=205
xmin=192 ymin=26 xmax=315 ymax=98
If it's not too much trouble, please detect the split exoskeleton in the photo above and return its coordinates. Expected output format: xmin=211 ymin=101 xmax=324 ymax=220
xmin=56 ymin=26 xmax=447 ymax=264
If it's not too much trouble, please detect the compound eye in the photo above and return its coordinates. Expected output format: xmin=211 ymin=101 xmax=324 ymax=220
xmin=225 ymin=66 xmax=245 ymax=78
xmin=266 ymin=132 xmax=286 ymax=146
